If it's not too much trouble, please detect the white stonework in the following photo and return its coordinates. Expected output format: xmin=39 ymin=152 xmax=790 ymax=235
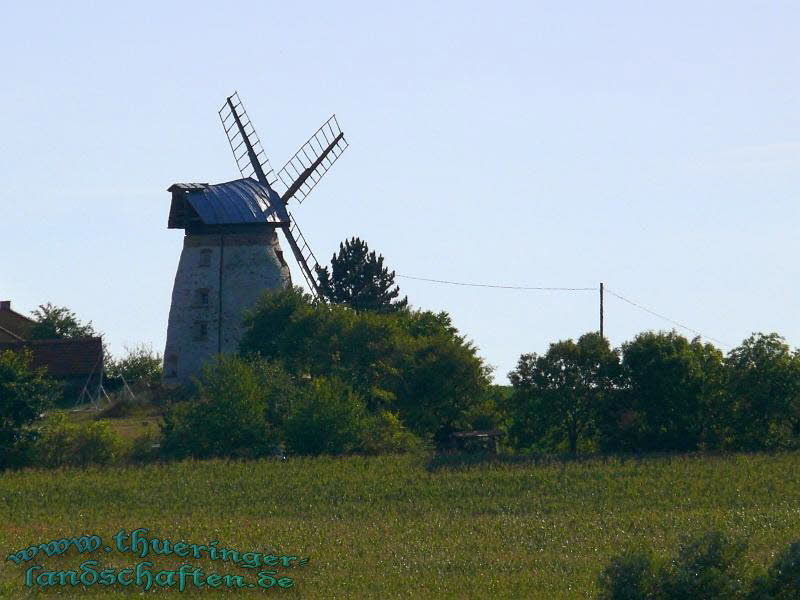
xmin=163 ymin=228 xmax=291 ymax=384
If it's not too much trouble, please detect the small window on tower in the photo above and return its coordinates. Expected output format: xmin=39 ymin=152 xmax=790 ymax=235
xmin=193 ymin=321 xmax=209 ymax=342
xmin=199 ymin=249 xmax=212 ymax=267
xmin=194 ymin=288 xmax=210 ymax=307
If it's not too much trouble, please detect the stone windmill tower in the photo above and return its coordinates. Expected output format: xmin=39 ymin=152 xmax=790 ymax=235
xmin=163 ymin=93 xmax=348 ymax=383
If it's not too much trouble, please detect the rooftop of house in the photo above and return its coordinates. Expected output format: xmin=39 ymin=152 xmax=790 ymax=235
xmin=0 ymin=300 xmax=34 ymax=341
xmin=0 ymin=300 xmax=103 ymax=377
xmin=0 ymin=337 xmax=103 ymax=377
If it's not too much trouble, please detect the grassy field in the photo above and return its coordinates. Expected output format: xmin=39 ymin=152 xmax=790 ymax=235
xmin=64 ymin=405 xmax=162 ymax=442
xmin=2 ymin=452 xmax=800 ymax=598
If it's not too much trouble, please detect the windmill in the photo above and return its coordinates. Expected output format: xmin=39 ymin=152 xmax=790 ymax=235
xmin=162 ymin=93 xmax=348 ymax=383
xmin=218 ymin=92 xmax=348 ymax=298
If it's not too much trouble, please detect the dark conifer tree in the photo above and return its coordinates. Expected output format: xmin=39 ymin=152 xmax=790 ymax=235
xmin=315 ymin=237 xmax=408 ymax=313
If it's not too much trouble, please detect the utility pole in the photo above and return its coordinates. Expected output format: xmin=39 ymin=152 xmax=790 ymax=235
xmin=600 ymin=282 xmax=604 ymax=339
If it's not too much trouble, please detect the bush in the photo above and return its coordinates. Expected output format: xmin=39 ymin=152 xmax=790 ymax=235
xmin=0 ymin=349 xmax=60 ymax=469
xmin=660 ymin=531 xmax=749 ymax=599
xmin=748 ymin=540 xmax=800 ymax=600
xmin=598 ymin=531 xmax=750 ymax=600
xmin=127 ymin=431 xmax=161 ymax=464
xmin=284 ymin=377 xmax=366 ymax=456
xmin=160 ymin=355 xmax=275 ymax=459
xmin=247 ymin=357 xmax=302 ymax=430
xmin=359 ymin=410 xmax=424 ymax=455
xmin=241 ymin=287 xmax=491 ymax=439
xmin=29 ymin=413 xmax=124 ymax=467
xmin=597 ymin=549 xmax=659 ymax=600
xmin=105 ymin=343 xmax=162 ymax=391
xmin=97 ymin=397 xmax=137 ymax=419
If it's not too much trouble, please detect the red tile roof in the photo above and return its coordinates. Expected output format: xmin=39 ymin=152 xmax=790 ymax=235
xmin=0 ymin=337 xmax=103 ymax=377
xmin=0 ymin=304 xmax=35 ymax=339
xmin=0 ymin=325 xmax=24 ymax=342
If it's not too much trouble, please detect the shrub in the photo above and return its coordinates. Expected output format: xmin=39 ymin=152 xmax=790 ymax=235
xmin=105 ymin=343 xmax=163 ymax=391
xmin=149 ymin=379 xmax=194 ymax=407
xmin=247 ymin=356 xmax=302 ymax=429
xmin=659 ymin=531 xmax=749 ymax=599
xmin=29 ymin=413 xmax=124 ymax=467
xmin=97 ymin=397 xmax=136 ymax=419
xmin=160 ymin=355 xmax=275 ymax=459
xmin=748 ymin=540 xmax=800 ymax=600
xmin=598 ymin=531 xmax=750 ymax=600
xmin=597 ymin=549 xmax=659 ymax=600
xmin=359 ymin=410 xmax=424 ymax=455
xmin=241 ymin=287 xmax=491 ymax=439
xmin=0 ymin=349 xmax=60 ymax=469
xmin=128 ymin=431 xmax=161 ymax=464
xmin=284 ymin=377 xmax=366 ymax=456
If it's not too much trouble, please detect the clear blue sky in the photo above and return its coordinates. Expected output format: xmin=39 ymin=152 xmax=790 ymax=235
xmin=2 ymin=1 xmax=798 ymax=383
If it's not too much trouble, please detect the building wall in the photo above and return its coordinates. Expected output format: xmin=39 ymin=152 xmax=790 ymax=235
xmin=163 ymin=228 xmax=291 ymax=384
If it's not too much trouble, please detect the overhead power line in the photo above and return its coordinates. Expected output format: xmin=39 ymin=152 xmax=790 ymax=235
xmin=396 ymin=275 xmax=596 ymax=291
xmin=604 ymin=287 xmax=729 ymax=348
xmin=397 ymin=273 xmax=729 ymax=348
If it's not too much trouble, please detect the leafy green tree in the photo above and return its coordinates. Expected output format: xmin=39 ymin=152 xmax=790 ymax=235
xmin=0 ymin=350 xmax=60 ymax=469
xmin=283 ymin=377 xmax=366 ymax=455
xmin=509 ymin=332 xmax=620 ymax=454
xmin=359 ymin=410 xmax=424 ymax=455
xmin=460 ymin=385 xmax=512 ymax=433
xmin=315 ymin=237 xmax=408 ymax=313
xmin=600 ymin=331 xmax=725 ymax=452
xmin=105 ymin=343 xmax=162 ymax=390
xmin=397 ymin=333 xmax=492 ymax=441
xmin=241 ymin=287 xmax=490 ymax=439
xmin=161 ymin=355 xmax=276 ymax=459
xmin=28 ymin=303 xmax=96 ymax=339
xmin=725 ymin=333 xmax=800 ymax=450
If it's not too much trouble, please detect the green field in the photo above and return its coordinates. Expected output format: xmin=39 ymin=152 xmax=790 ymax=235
xmin=2 ymin=452 xmax=800 ymax=598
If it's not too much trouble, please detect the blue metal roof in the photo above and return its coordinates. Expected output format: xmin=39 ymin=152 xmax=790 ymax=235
xmin=167 ymin=178 xmax=287 ymax=226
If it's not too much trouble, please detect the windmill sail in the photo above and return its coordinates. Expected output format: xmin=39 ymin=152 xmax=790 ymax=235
xmin=276 ymin=115 xmax=348 ymax=204
xmin=218 ymin=93 xmax=278 ymax=189
xmin=282 ymin=214 xmax=324 ymax=298
xmin=219 ymin=93 xmax=347 ymax=301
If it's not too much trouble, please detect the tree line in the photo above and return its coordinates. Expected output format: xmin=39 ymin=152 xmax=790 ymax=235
xmin=2 ymin=237 xmax=799 ymax=467
xmin=160 ymin=237 xmax=800 ymax=459
xmin=508 ymin=330 xmax=800 ymax=455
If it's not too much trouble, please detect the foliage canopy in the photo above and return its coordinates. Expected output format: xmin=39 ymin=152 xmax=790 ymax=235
xmin=28 ymin=302 xmax=97 ymax=340
xmin=315 ymin=237 xmax=408 ymax=313
xmin=0 ymin=349 xmax=59 ymax=469
xmin=241 ymin=287 xmax=491 ymax=440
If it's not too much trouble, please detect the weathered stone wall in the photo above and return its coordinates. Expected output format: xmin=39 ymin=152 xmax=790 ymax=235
xmin=163 ymin=228 xmax=291 ymax=384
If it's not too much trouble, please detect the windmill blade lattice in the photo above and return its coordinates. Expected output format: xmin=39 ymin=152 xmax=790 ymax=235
xmin=283 ymin=213 xmax=324 ymax=298
xmin=218 ymin=93 xmax=278 ymax=188
xmin=276 ymin=115 xmax=348 ymax=204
